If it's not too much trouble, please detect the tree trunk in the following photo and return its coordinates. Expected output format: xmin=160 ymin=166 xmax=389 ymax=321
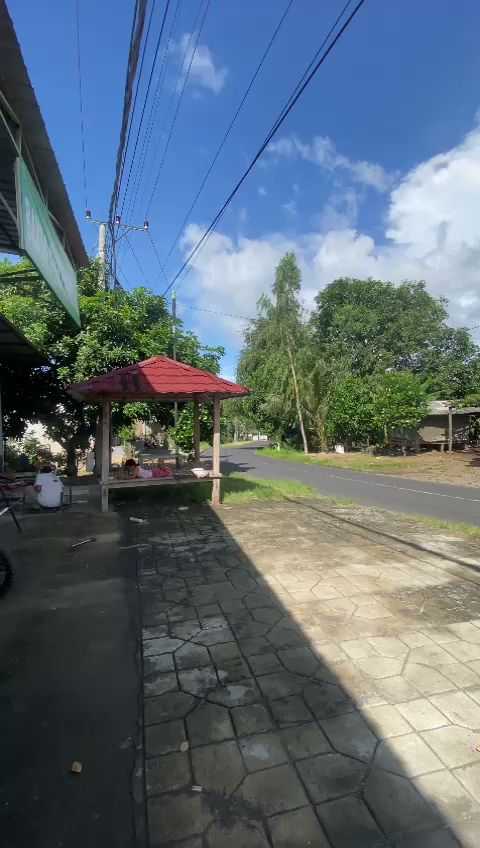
xmin=286 ymin=342 xmax=309 ymax=454
xmin=66 ymin=440 xmax=77 ymax=478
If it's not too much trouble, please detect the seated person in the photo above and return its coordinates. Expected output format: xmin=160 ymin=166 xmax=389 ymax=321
xmin=34 ymin=465 xmax=64 ymax=508
xmin=124 ymin=459 xmax=173 ymax=479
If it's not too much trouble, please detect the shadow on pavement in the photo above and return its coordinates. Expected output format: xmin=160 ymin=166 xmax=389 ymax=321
xmin=126 ymin=492 xmax=480 ymax=847
xmin=0 ymin=508 xmax=141 ymax=848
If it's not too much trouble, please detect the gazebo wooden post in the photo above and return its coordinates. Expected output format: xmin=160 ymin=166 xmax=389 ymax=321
xmin=211 ymin=396 xmax=221 ymax=506
xmin=193 ymin=399 xmax=201 ymax=463
xmin=101 ymin=400 xmax=111 ymax=513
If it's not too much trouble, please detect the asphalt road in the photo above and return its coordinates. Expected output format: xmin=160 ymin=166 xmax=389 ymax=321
xmin=220 ymin=444 xmax=480 ymax=526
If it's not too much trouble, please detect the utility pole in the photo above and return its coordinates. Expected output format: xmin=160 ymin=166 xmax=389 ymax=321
xmin=448 ymin=404 xmax=454 ymax=453
xmin=85 ymin=211 xmax=149 ymax=290
xmin=172 ymin=291 xmax=179 ymax=468
xmin=98 ymin=222 xmax=107 ymax=289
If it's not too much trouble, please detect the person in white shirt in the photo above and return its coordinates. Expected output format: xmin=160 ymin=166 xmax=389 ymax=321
xmin=34 ymin=466 xmax=64 ymax=509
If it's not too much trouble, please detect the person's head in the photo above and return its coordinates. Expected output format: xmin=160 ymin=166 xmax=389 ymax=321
xmin=40 ymin=465 xmax=52 ymax=474
xmin=125 ymin=459 xmax=137 ymax=468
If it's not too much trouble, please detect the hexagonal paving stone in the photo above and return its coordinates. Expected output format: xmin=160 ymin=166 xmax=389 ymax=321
xmin=146 ymin=751 xmax=191 ymax=795
xmin=148 ymin=792 xmax=213 ymax=844
xmin=354 ymin=602 xmax=393 ymax=620
xmin=248 ymin=653 xmax=282 ymax=675
xmin=364 ymin=768 xmax=442 ymax=835
xmin=207 ymin=679 xmax=259 ymax=707
xmin=193 ymin=625 xmax=235 ymax=646
xmin=256 ymin=672 xmax=305 ymax=700
xmin=453 ymin=761 xmax=480 ymax=803
xmin=251 ymin=607 xmax=283 ymax=625
xmin=239 ymin=733 xmax=288 ymax=771
xmin=321 ymin=712 xmax=377 ymax=762
xmin=280 ymin=724 xmax=331 ymax=760
xmin=414 ymin=769 xmax=480 ymax=823
xmin=317 ymin=795 xmax=387 ymax=848
xmin=145 ymin=719 xmax=186 ymax=757
xmin=403 ymin=664 xmax=454 ymax=695
xmin=143 ymin=653 xmax=175 ymax=675
xmin=269 ymin=806 xmax=330 ymax=847
xmin=192 ymin=739 xmax=245 ymax=795
xmin=421 ymin=725 xmax=479 ymax=768
xmin=145 ymin=691 xmax=196 ymax=725
xmin=144 ymin=671 xmax=178 ymax=698
xmin=179 ymin=665 xmax=219 ymax=697
xmin=269 ymin=695 xmax=313 ymax=726
xmin=396 ymin=698 xmax=448 ymax=732
xmin=187 ymin=702 xmax=234 ymax=746
xmin=355 ymin=656 xmax=404 ymax=679
xmin=175 ymin=642 xmax=211 ymax=670
xmin=231 ymin=703 xmax=273 ymax=736
xmin=297 ymin=753 xmax=365 ymax=803
xmin=374 ymin=733 xmax=443 ymax=777
xmin=143 ymin=636 xmax=184 ymax=657
xmin=430 ymin=691 xmax=480 ymax=730
xmin=278 ymin=647 xmax=319 ymax=676
xmin=206 ymin=819 xmax=270 ymax=847
xmin=367 ymin=637 xmax=409 ymax=658
xmin=235 ymin=764 xmax=308 ymax=815
xmin=304 ymin=682 xmax=355 ymax=720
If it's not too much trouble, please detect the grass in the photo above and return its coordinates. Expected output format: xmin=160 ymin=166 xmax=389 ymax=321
xmin=262 ymin=447 xmax=419 ymax=474
xmin=401 ymin=513 xmax=480 ymax=541
xmin=113 ymin=473 xmax=318 ymax=507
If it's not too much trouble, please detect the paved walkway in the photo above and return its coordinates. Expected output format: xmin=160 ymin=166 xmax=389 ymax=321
xmin=0 ymin=506 xmax=139 ymax=848
xmin=134 ymin=498 xmax=480 ymax=847
xmin=217 ymin=444 xmax=480 ymax=526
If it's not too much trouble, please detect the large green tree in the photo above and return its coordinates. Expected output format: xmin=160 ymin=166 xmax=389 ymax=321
xmin=311 ymin=278 xmax=479 ymax=391
xmin=0 ymin=259 xmax=223 ymax=472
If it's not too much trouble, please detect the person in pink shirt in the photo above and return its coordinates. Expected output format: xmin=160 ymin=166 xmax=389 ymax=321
xmin=124 ymin=459 xmax=173 ymax=479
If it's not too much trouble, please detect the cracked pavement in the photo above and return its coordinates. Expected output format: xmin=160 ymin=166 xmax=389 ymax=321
xmin=134 ymin=499 xmax=480 ymax=847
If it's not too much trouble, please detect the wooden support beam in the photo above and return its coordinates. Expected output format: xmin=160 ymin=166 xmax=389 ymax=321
xmin=101 ymin=401 xmax=110 ymax=513
xmin=193 ymin=399 xmax=201 ymax=463
xmin=211 ymin=397 xmax=221 ymax=506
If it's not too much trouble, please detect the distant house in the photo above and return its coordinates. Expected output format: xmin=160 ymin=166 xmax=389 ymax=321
xmin=393 ymin=401 xmax=480 ymax=451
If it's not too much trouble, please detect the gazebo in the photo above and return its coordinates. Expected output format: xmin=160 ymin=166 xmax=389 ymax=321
xmin=68 ymin=356 xmax=249 ymax=512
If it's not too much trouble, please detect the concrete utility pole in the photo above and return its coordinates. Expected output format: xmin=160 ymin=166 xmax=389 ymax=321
xmin=98 ymin=222 xmax=107 ymax=290
xmin=172 ymin=291 xmax=179 ymax=468
xmin=448 ymin=405 xmax=454 ymax=453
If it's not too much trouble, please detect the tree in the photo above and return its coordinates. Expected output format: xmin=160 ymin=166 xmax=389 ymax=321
xmin=238 ymin=253 xmax=311 ymax=451
xmin=370 ymin=372 xmax=429 ymax=445
xmin=327 ymin=371 xmax=428 ymax=447
xmin=0 ymin=259 xmax=223 ymax=473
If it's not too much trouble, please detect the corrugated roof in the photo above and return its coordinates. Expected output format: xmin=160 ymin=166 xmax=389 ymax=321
xmin=68 ymin=357 xmax=250 ymax=402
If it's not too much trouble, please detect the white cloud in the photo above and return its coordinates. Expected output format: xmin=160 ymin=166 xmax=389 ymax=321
xmin=181 ymin=121 xmax=480 ymax=351
xmin=176 ymin=33 xmax=227 ymax=94
xmin=267 ymin=134 xmax=394 ymax=192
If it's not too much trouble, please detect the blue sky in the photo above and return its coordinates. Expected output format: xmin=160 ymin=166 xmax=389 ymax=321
xmin=7 ymin=0 xmax=480 ymax=377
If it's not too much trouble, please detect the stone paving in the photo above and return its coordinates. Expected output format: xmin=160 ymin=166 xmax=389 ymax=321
xmin=134 ymin=499 xmax=480 ymax=847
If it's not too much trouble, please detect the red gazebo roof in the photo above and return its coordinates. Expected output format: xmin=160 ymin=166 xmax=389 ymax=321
xmin=68 ymin=356 xmax=249 ymax=402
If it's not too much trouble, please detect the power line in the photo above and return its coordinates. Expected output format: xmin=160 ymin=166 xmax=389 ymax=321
xmin=109 ymin=0 xmax=149 ymax=224
xmin=74 ymin=0 xmax=89 ymax=210
xmin=113 ymin=0 xmax=156 ymax=223
xmin=124 ymin=0 xmax=181 ymax=225
xmin=118 ymin=0 xmax=173 ymax=223
xmin=125 ymin=233 xmax=151 ymax=285
xmin=162 ymin=0 xmax=295 ymax=268
xmin=181 ymin=303 xmax=255 ymax=321
xmin=146 ymin=0 xmax=211 ymax=216
xmin=147 ymin=230 xmax=170 ymax=288
xmin=162 ymin=0 xmax=365 ymax=296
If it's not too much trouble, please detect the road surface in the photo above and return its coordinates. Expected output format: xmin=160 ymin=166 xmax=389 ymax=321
xmin=219 ymin=444 xmax=480 ymax=527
